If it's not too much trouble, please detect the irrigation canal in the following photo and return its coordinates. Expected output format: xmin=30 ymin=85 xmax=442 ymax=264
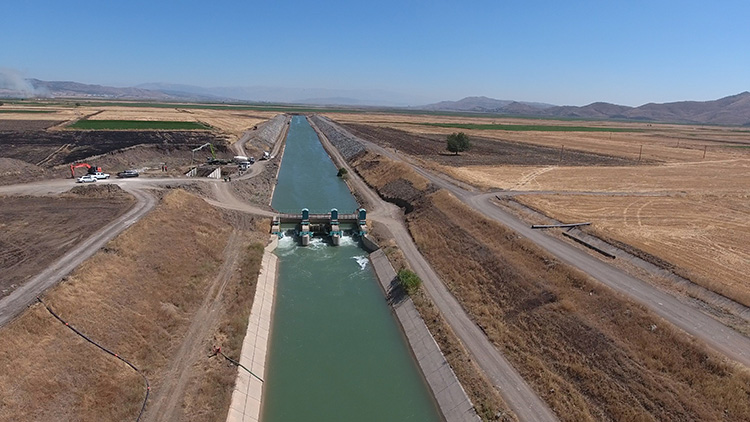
xmin=261 ymin=116 xmax=442 ymax=421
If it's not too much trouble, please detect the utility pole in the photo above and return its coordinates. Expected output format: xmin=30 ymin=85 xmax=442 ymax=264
xmin=638 ymin=145 xmax=643 ymax=162
xmin=703 ymin=145 xmax=707 ymax=159
xmin=559 ymin=145 xmax=564 ymax=163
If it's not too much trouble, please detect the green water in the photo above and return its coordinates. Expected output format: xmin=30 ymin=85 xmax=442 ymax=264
xmin=271 ymin=116 xmax=358 ymax=214
xmin=262 ymin=116 xmax=442 ymax=421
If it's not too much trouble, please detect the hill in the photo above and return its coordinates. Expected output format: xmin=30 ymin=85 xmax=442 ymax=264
xmin=423 ymin=92 xmax=750 ymax=125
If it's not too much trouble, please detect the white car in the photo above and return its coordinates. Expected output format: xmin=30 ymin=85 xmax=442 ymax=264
xmin=91 ymin=172 xmax=110 ymax=179
xmin=77 ymin=174 xmax=97 ymax=183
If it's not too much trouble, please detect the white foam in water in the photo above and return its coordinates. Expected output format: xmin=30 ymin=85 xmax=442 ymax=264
xmin=307 ymin=237 xmax=327 ymax=250
xmin=338 ymin=235 xmax=357 ymax=247
xmin=353 ymin=255 xmax=369 ymax=270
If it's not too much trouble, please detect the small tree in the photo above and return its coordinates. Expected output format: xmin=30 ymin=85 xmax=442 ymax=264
xmin=337 ymin=167 xmax=348 ymax=178
xmin=446 ymin=132 xmax=470 ymax=155
xmin=397 ymin=269 xmax=422 ymax=295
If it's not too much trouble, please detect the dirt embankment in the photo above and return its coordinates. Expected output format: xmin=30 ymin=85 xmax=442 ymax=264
xmin=0 ymin=190 xmax=268 ymax=422
xmin=0 ymin=157 xmax=52 ymax=186
xmin=343 ymin=149 xmax=750 ymax=421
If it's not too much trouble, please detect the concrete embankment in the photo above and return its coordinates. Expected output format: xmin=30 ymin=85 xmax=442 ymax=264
xmin=226 ymin=236 xmax=278 ymax=422
xmin=369 ymin=246 xmax=480 ymax=422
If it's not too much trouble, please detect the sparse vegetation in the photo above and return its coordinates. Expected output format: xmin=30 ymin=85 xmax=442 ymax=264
xmin=67 ymin=119 xmax=211 ymax=130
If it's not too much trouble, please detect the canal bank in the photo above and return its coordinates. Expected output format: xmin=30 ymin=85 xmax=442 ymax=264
xmin=261 ymin=115 xmax=444 ymax=421
xmin=227 ymin=236 xmax=279 ymax=422
xmin=229 ymin=115 xmax=478 ymax=422
xmin=310 ymin=116 xmax=480 ymax=422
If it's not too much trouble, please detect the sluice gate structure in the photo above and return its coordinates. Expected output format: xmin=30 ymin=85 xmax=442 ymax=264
xmin=272 ymin=208 xmax=367 ymax=245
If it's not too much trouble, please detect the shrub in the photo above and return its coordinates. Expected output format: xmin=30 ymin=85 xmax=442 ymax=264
xmin=398 ymin=269 xmax=422 ymax=295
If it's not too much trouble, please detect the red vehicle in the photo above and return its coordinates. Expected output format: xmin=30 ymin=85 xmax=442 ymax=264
xmin=69 ymin=163 xmax=103 ymax=178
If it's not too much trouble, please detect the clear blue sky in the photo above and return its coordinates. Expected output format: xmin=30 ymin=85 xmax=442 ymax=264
xmin=2 ymin=0 xmax=748 ymax=106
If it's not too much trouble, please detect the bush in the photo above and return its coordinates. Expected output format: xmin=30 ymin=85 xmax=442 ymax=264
xmin=397 ymin=269 xmax=422 ymax=295
xmin=337 ymin=167 xmax=348 ymax=178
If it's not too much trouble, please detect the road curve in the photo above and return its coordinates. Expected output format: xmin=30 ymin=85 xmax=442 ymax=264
xmin=0 ymin=186 xmax=157 ymax=327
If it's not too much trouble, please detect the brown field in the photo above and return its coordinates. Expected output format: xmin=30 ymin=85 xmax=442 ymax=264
xmin=517 ymin=193 xmax=750 ymax=306
xmin=347 ymin=148 xmax=750 ymax=420
xmin=0 ymin=190 xmax=267 ymax=422
xmin=0 ymin=187 xmax=135 ymax=297
xmin=325 ymin=111 xmax=750 ymax=162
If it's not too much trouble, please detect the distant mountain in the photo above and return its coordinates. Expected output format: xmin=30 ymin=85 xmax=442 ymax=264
xmin=3 ymin=75 xmax=749 ymax=125
xmin=24 ymin=79 xmax=225 ymax=102
xmin=422 ymin=96 xmax=556 ymax=113
xmin=421 ymin=92 xmax=750 ymax=126
xmin=619 ymin=92 xmax=750 ymax=126
xmin=136 ymin=83 xmax=431 ymax=106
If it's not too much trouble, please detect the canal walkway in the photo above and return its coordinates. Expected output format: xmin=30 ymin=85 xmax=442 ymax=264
xmin=369 ymin=249 xmax=479 ymax=422
xmin=227 ymin=237 xmax=278 ymax=422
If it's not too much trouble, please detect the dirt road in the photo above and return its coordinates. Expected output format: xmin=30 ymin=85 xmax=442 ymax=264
xmin=0 ymin=186 xmax=157 ymax=327
xmin=327 ymin=120 xmax=750 ymax=369
xmin=311 ymin=118 xmax=559 ymax=422
xmin=144 ymin=230 xmax=245 ymax=421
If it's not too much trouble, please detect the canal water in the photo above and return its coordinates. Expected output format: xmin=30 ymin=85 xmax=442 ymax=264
xmin=261 ymin=116 xmax=442 ymax=421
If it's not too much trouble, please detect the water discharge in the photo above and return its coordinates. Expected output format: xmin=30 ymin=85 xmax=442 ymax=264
xmin=262 ymin=116 xmax=442 ymax=421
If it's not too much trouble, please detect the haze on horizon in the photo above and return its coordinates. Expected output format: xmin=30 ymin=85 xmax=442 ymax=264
xmin=1 ymin=0 xmax=748 ymax=107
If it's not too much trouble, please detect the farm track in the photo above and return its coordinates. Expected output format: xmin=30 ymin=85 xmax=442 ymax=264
xmin=144 ymin=230 xmax=244 ymax=422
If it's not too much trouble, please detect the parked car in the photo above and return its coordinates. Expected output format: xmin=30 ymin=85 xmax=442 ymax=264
xmin=117 ymin=169 xmax=139 ymax=178
xmin=77 ymin=174 xmax=97 ymax=183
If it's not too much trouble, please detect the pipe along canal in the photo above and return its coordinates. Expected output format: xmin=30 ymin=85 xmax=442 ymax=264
xmin=261 ymin=116 xmax=443 ymax=421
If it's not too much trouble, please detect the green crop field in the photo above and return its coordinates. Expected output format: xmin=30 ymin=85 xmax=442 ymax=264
xmin=67 ymin=120 xmax=212 ymax=130
xmin=413 ymin=122 xmax=641 ymax=132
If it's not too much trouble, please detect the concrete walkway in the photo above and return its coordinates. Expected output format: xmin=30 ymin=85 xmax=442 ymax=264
xmin=226 ymin=237 xmax=278 ymax=422
xmin=370 ymin=249 xmax=480 ymax=422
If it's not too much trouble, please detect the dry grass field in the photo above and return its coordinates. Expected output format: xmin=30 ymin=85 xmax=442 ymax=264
xmin=0 ymin=190 xmax=267 ymax=422
xmin=349 ymin=151 xmax=750 ymax=421
xmin=333 ymin=112 xmax=750 ymax=320
xmin=443 ymin=158 xmax=750 ymax=192
xmin=517 ymin=193 xmax=750 ymax=306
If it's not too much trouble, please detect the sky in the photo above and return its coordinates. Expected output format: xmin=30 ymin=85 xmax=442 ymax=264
xmin=1 ymin=0 xmax=749 ymax=106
